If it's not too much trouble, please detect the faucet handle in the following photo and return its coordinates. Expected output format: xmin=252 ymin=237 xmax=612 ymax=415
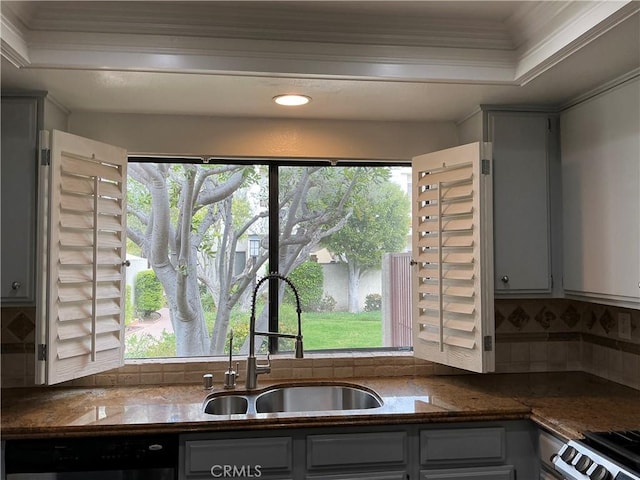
xmin=256 ymin=353 xmax=271 ymax=373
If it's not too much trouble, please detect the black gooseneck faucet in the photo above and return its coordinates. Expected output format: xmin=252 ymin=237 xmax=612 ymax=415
xmin=246 ymin=273 xmax=303 ymax=389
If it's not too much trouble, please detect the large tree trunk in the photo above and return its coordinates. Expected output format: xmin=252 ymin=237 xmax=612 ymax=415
xmin=347 ymin=262 xmax=362 ymax=313
xmin=154 ymin=248 xmax=209 ymax=356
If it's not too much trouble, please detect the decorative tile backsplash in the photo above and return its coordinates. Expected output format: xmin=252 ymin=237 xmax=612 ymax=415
xmin=494 ymin=299 xmax=640 ymax=389
xmin=2 ymin=299 xmax=639 ymax=389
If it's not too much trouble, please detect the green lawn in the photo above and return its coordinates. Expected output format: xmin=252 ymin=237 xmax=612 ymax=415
xmin=300 ymin=311 xmax=382 ymax=350
xmin=126 ymin=304 xmax=383 ymax=358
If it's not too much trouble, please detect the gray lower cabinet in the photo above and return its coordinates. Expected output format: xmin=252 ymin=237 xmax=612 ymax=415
xmin=181 ymin=433 xmax=295 ymax=479
xmin=179 ymin=420 xmax=538 ymax=480
xmin=306 ymin=430 xmax=408 ymax=479
xmin=420 ymin=427 xmax=505 ymax=467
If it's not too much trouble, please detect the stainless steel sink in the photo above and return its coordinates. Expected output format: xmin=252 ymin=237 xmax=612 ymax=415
xmin=203 ymin=394 xmax=249 ymax=415
xmin=202 ymin=382 xmax=383 ymax=416
xmin=255 ymin=384 xmax=383 ymax=413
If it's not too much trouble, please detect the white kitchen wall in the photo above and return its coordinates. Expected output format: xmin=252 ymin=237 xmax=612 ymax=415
xmin=456 ymin=109 xmax=483 ymax=145
xmin=67 ymin=112 xmax=459 ymax=160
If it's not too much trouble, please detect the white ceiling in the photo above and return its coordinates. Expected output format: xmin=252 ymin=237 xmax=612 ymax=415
xmin=1 ymin=1 xmax=638 ymax=123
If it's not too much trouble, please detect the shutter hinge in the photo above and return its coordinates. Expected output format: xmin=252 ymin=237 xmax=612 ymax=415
xmin=481 ymin=159 xmax=491 ymax=175
xmin=39 ymin=130 xmax=51 ymax=166
xmin=40 ymin=148 xmax=51 ymax=166
xmin=483 ymin=336 xmax=493 ymax=352
xmin=37 ymin=344 xmax=47 ymax=361
xmin=548 ymin=118 xmax=552 ymax=130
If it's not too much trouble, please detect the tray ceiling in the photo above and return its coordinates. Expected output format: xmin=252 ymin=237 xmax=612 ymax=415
xmin=1 ymin=1 xmax=638 ymax=122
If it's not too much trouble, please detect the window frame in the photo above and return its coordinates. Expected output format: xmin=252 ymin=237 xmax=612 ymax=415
xmin=128 ymin=155 xmax=410 ymax=356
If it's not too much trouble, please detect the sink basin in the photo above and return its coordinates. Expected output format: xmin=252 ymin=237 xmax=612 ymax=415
xmin=202 ymin=382 xmax=383 ymax=416
xmin=203 ymin=394 xmax=249 ymax=415
xmin=255 ymin=384 xmax=383 ymax=413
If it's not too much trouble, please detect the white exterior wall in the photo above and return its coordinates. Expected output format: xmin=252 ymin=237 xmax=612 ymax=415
xmin=321 ymin=263 xmax=381 ymax=312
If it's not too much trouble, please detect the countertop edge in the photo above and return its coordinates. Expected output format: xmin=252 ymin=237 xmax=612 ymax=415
xmin=0 ymin=410 xmax=533 ymax=440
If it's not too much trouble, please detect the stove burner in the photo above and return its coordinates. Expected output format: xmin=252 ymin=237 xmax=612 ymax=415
xmin=583 ymin=430 xmax=640 ymax=473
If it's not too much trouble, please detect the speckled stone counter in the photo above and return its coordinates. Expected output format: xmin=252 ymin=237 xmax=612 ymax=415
xmin=2 ymin=372 xmax=638 ymax=440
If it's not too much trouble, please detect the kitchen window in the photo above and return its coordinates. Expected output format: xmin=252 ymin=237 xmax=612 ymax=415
xmin=37 ymin=130 xmax=492 ymax=385
xmin=124 ymin=158 xmax=413 ymax=359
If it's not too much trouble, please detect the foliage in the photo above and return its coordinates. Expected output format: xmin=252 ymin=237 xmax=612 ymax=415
xmin=318 ymin=295 xmax=337 ymax=312
xmin=200 ymin=283 xmax=216 ymax=312
xmin=125 ymin=331 xmax=176 ymax=358
xmin=124 ymin=284 xmax=134 ymax=326
xmin=364 ymin=293 xmax=382 ymax=312
xmin=135 ymin=270 xmax=164 ymax=317
xmin=322 ymin=181 xmax=410 ymax=271
xmin=285 ymin=261 xmax=324 ymax=312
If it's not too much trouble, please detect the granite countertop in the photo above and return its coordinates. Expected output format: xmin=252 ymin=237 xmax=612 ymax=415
xmin=2 ymin=372 xmax=639 ymax=440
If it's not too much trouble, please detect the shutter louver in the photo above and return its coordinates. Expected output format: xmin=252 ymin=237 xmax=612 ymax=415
xmin=412 ymin=143 xmax=494 ymax=373
xmin=44 ymin=130 xmax=127 ymax=384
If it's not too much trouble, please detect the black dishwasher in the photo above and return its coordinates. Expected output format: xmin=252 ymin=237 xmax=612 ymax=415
xmin=4 ymin=433 xmax=177 ymax=479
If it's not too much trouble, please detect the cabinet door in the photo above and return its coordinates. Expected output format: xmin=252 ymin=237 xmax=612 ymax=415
xmin=561 ymin=79 xmax=640 ymax=305
xmin=420 ymin=427 xmax=505 ymax=467
xmin=489 ymin=112 xmax=551 ymax=294
xmin=183 ymin=436 xmax=293 ymax=479
xmin=1 ymin=96 xmax=41 ymax=305
xmin=307 ymin=431 xmax=407 ymax=469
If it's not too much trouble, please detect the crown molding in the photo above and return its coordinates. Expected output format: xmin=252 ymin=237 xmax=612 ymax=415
xmin=1 ymin=1 xmax=636 ymax=87
xmin=560 ymin=67 xmax=640 ymax=111
xmin=513 ymin=1 xmax=639 ymax=84
xmin=0 ymin=11 xmax=30 ymax=67
xmin=21 ymin=1 xmax=514 ymax=51
xmin=24 ymin=31 xmax=517 ymax=84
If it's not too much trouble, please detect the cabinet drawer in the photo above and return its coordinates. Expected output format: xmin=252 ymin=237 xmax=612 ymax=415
xmin=420 ymin=427 xmax=505 ymax=466
xmin=421 ymin=465 xmax=514 ymax=480
xmin=184 ymin=437 xmax=292 ymax=476
xmin=307 ymin=471 xmax=408 ymax=480
xmin=307 ymin=431 xmax=407 ymax=469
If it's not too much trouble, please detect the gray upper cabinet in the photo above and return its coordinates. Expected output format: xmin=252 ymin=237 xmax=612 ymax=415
xmin=459 ymin=108 xmax=559 ymax=297
xmin=1 ymin=94 xmax=43 ymax=305
xmin=488 ymin=111 xmax=556 ymax=295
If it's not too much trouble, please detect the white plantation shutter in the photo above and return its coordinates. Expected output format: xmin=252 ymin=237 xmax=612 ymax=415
xmin=41 ymin=130 xmax=127 ymax=385
xmin=412 ymin=142 xmax=494 ymax=373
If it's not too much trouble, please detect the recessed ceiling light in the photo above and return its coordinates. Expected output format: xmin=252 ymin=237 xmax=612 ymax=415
xmin=273 ymin=94 xmax=311 ymax=106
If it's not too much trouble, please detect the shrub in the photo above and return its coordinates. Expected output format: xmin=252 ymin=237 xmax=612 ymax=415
xmin=135 ymin=269 xmax=163 ymax=318
xmin=125 ymin=331 xmax=176 ymax=358
xmin=124 ymin=284 xmax=134 ymax=326
xmin=285 ymin=261 xmax=324 ymax=312
xmin=318 ymin=295 xmax=337 ymax=312
xmin=364 ymin=293 xmax=382 ymax=312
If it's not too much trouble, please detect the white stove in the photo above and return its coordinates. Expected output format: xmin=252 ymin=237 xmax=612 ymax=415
xmin=553 ymin=430 xmax=640 ymax=480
